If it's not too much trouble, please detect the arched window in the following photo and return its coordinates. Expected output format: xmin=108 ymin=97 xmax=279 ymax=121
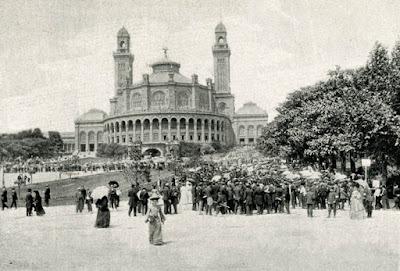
xmin=152 ymin=91 xmax=166 ymax=108
xmin=80 ymin=132 xmax=86 ymax=143
xmin=97 ymin=132 xmax=104 ymax=143
xmin=257 ymin=125 xmax=263 ymax=137
xmin=131 ymin=93 xmax=141 ymax=110
xmin=239 ymin=126 xmax=245 ymax=136
xmin=120 ymin=41 xmax=126 ymax=48
xmin=218 ymin=102 xmax=226 ymax=114
xmin=177 ymin=92 xmax=189 ymax=107
xmin=88 ymin=132 xmax=95 ymax=143
xmin=218 ymin=36 xmax=224 ymax=44
xmin=248 ymin=126 xmax=254 ymax=137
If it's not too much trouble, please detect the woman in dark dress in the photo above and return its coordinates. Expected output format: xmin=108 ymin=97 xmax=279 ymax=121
xmin=33 ymin=191 xmax=46 ymax=216
xmin=95 ymin=196 xmax=110 ymax=228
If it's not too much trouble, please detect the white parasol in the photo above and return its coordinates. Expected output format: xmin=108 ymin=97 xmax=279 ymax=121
xmin=91 ymin=186 xmax=109 ymax=200
xmin=334 ymin=173 xmax=347 ymax=180
xmin=212 ymin=175 xmax=222 ymax=182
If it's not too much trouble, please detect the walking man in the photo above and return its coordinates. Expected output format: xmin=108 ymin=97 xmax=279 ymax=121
xmin=25 ymin=188 xmax=33 ymax=216
xmin=44 ymin=185 xmax=51 ymax=207
xmin=1 ymin=186 xmax=8 ymax=210
xmin=128 ymin=184 xmax=139 ymax=216
xmin=327 ymin=187 xmax=337 ymax=218
xmin=10 ymin=188 xmax=18 ymax=209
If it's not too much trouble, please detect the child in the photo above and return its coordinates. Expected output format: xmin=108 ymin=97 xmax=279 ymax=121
xmin=306 ymin=188 xmax=315 ymax=218
xmin=145 ymin=195 xmax=166 ymax=245
xmin=327 ymin=187 xmax=337 ymax=218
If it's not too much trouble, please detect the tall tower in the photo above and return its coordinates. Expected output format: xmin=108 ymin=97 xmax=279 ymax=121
xmin=213 ymin=22 xmax=231 ymax=94
xmin=113 ymin=27 xmax=134 ymax=94
xmin=213 ymin=22 xmax=235 ymax=120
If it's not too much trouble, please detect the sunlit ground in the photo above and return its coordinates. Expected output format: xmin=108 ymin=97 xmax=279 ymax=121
xmin=1 ymin=202 xmax=399 ymax=271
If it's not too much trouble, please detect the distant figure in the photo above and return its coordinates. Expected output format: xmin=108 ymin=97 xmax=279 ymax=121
xmin=350 ymin=183 xmax=364 ymax=220
xmin=86 ymin=188 xmax=93 ymax=213
xmin=1 ymin=187 xmax=8 ymax=210
xmin=139 ymin=188 xmax=149 ymax=215
xmin=128 ymin=184 xmax=139 ymax=217
xmin=33 ymin=190 xmax=46 ymax=216
xmin=75 ymin=188 xmax=84 ymax=213
xmin=306 ymin=188 xmax=315 ymax=218
xmin=44 ymin=185 xmax=51 ymax=207
xmin=145 ymin=194 xmax=166 ymax=245
xmin=11 ymin=188 xmax=18 ymax=209
xmin=327 ymin=186 xmax=337 ymax=218
xmin=95 ymin=196 xmax=110 ymax=228
xmin=25 ymin=188 xmax=33 ymax=216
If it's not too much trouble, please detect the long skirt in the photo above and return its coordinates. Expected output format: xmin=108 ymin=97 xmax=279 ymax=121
xmin=95 ymin=210 xmax=110 ymax=228
xmin=148 ymin=220 xmax=163 ymax=245
xmin=36 ymin=204 xmax=46 ymax=216
xmin=350 ymin=199 xmax=364 ymax=220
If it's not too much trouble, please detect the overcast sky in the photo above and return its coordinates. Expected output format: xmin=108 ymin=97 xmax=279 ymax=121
xmin=1 ymin=0 xmax=400 ymax=133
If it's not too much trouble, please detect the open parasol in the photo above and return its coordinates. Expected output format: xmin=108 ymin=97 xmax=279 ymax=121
xmin=212 ymin=175 xmax=222 ymax=182
xmin=108 ymin=180 xmax=119 ymax=188
xmin=91 ymin=186 xmax=109 ymax=200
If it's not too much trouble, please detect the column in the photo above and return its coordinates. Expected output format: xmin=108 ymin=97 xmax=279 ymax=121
xmin=194 ymin=120 xmax=198 ymax=142
xmin=168 ymin=119 xmax=171 ymax=141
xmin=177 ymin=119 xmax=181 ymax=140
xmin=125 ymin=120 xmax=129 ymax=143
xmin=85 ymin=132 xmax=89 ymax=153
xmin=201 ymin=119 xmax=205 ymax=142
xmin=150 ymin=119 xmax=153 ymax=142
xmin=119 ymin=121 xmax=122 ymax=144
xmin=159 ymin=119 xmax=162 ymax=142
xmin=185 ymin=119 xmax=189 ymax=142
xmin=141 ymin=121 xmax=144 ymax=142
xmin=208 ymin=120 xmax=212 ymax=142
xmin=132 ymin=120 xmax=136 ymax=142
xmin=75 ymin=126 xmax=79 ymax=153
xmin=113 ymin=123 xmax=117 ymax=143
xmin=245 ymin=127 xmax=248 ymax=145
xmin=95 ymin=132 xmax=98 ymax=152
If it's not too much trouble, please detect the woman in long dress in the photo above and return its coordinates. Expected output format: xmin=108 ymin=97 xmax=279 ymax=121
xmin=95 ymin=196 xmax=110 ymax=228
xmin=33 ymin=191 xmax=46 ymax=216
xmin=350 ymin=183 xmax=364 ymax=219
xmin=145 ymin=195 xmax=166 ymax=245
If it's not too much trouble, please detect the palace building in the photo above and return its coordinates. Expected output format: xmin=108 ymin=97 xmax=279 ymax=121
xmin=63 ymin=23 xmax=268 ymax=157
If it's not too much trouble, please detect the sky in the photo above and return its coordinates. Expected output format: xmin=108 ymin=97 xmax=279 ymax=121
xmin=1 ymin=0 xmax=400 ymax=133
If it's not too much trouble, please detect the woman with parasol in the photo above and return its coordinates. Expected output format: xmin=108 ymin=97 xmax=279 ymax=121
xmin=92 ymin=186 xmax=111 ymax=228
xmin=145 ymin=194 xmax=166 ymax=245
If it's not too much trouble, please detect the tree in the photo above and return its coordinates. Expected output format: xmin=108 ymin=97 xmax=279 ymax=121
xmin=48 ymin=131 xmax=64 ymax=154
xmin=96 ymin=143 xmax=127 ymax=158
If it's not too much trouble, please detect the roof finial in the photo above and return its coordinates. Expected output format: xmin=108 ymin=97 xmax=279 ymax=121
xmin=163 ymin=47 xmax=168 ymax=58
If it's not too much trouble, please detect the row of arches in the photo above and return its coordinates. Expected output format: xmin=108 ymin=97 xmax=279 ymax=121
xmin=106 ymin=118 xmax=226 ymax=133
xmin=104 ymin=117 xmax=230 ymax=144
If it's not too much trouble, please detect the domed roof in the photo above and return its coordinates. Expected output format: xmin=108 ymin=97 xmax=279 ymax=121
xmin=117 ymin=27 xmax=130 ymax=37
xmin=235 ymin=102 xmax=268 ymax=116
xmin=215 ymin=22 xmax=226 ymax=32
xmin=75 ymin=109 xmax=107 ymax=123
xmin=150 ymin=56 xmax=181 ymax=68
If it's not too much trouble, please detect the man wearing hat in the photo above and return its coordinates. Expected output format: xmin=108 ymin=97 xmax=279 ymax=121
xmin=162 ymin=183 xmax=172 ymax=215
xmin=10 ymin=188 xmax=18 ymax=209
xmin=1 ymin=186 xmax=8 ymax=210
xmin=128 ymin=184 xmax=139 ymax=216
xmin=44 ymin=185 xmax=51 ymax=207
xmin=25 ymin=188 xmax=33 ymax=216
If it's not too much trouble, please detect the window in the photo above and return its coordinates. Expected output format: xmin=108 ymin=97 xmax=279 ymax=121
xmin=239 ymin=126 xmax=245 ymax=137
xmin=248 ymin=126 xmax=254 ymax=137
xmin=177 ymin=92 xmax=189 ymax=107
xmin=131 ymin=93 xmax=141 ymax=110
xmin=218 ymin=36 xmax=224 ymax=44
xmin=218 ymin=102 xmax=226 ymax=114
xmin=152 ymin=91 xmax=166 ymax=108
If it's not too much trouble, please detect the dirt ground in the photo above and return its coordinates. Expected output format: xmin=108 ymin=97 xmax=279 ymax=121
xmin=1 ymin=203 xmax=399 ymax=271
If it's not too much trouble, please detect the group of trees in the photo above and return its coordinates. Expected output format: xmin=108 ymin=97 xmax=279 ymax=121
xmin=0 ymin=128 xmax=63 ymax=160
xmin=257 ymin=41 xmax=400 ymax=183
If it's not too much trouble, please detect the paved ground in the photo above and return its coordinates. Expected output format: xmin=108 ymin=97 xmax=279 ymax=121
xmin=1 ymin=203 xmax=399 ymax=271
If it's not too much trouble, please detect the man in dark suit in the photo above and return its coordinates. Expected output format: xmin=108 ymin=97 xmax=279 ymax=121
xmin=25 ymin=188 xmax=33 ymax=216
xmin=44 ymin=185 xmax=51 ymax=207
xmin=162 ymin=183 xmax=171 ymax=215
xmin=204 ymin=182 xmax=213 ymax=215
xmin=10 ymin=188 xmax=18 ymax=209
xmin=233 ymin=182 xmax=243 ymax=214
xmin=128 ymin=184 xmax=139 ymax=216
xmin=170 ymin=184 xmax=181 ymax=214
xmin=1 ymin=187 xmax=8 ymax=210
xmin=244 ymin=184 xmax=253 ymax=216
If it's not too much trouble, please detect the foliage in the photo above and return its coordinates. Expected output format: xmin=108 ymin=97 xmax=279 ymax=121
xmin=96 ymin=143 xmax=127 ymax=158
xmin=257 ymin=40 xmax=400 ymax=182
xmin=0 ymin=128 xmax=62 ymax=160
xmin=178 ymin=141 xmax=201 ymax=157
xmin=200 ymin=144 xmax=216 ymax=155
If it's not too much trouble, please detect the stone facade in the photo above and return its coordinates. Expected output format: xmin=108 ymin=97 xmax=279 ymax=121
xmin=62 ymin=23 xmax=267 ymax=156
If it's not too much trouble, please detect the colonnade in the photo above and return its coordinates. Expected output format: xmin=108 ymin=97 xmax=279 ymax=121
xmin=104 ymin=116 xmax=230 ymax=145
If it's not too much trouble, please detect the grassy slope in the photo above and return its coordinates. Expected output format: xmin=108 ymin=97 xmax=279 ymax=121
xmin=12 ymin=169 xmax=173 ymax=207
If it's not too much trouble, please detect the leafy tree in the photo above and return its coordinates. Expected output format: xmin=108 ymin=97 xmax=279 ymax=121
xmin=96 ymin=143 xmax=127 ymax=158
xmin=48 ymin=131 xmax=64 ymax=154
